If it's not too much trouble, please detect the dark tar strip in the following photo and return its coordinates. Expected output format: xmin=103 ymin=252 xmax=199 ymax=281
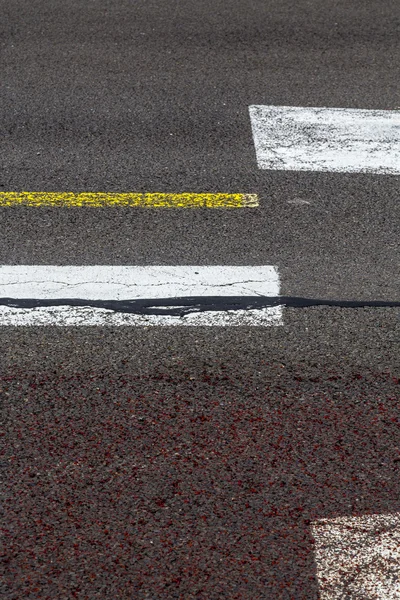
xmin=0 ymin=296 xmax=400 ymax=316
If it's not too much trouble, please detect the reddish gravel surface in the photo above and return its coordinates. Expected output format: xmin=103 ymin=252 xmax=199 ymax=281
xmin=2 ymin=367 xmax=400 ymax=599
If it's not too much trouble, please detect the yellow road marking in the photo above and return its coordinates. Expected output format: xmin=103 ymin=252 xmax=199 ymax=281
xmin=0 ymin=192 xmax=258 ymax=208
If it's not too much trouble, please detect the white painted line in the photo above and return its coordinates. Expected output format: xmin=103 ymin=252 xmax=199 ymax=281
xmin=0 ymin=265 xmax=282 ymax=326
xmin=0 ymin=265 xmax=279 ymax=299
xmin=0 ymin=305 xmax=283 ymax=326
xmin=249 ymin=105 xmax=400 ymax=174
xmin=312 ymin=513 xmax=400 ymax=599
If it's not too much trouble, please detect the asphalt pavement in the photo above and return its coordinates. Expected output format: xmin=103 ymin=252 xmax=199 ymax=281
xmin=1 ymin=1 xmax=400 ymax=598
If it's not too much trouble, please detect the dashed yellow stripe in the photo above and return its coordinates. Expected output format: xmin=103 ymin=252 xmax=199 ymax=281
xmin=0 ymin=192 xmax=259 ymax=208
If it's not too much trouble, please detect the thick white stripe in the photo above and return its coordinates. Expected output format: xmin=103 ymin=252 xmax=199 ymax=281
xmin=312 ymin=513 xmax=400 ymax=599
xmin=0 ymin=266 xmax=279 ymax=299
xmin=249 ymin=105 xmax=400 ymax=174
xmin=0 ymin=266 xmax=281 ymax=326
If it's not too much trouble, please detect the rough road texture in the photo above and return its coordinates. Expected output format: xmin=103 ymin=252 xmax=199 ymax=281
xmin=2 ymin=366 xmax=399 ymax=599
xmin=1 ymin=0 xmax=400 ymax=596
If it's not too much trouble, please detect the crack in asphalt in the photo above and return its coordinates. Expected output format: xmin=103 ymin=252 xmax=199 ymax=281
xmin=0 ymin=296 xmax=399 ymax=316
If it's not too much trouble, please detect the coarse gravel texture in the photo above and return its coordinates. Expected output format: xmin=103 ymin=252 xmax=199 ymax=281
xmin=2 ymin=0 xmax=400 ymax=596
xmin=2 ymin=359 xmax=400 ymax=599
xmin=1 ymin=0 xmax=400 ymax=301
xmin=1 ymin=307 xmax=399 ymax=376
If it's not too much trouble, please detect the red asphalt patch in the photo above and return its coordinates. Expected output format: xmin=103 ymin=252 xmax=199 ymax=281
xmin=2 ymin=369 xmax=400 ymax=599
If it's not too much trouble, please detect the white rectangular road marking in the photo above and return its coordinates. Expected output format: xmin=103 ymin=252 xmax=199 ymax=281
xmin=0 ymin=265 xmax=282 ymax=326
xmin=312 ymin=513 xmax=400 ymax=599
xmin=249 ymin=105 xmax=400 ymax=174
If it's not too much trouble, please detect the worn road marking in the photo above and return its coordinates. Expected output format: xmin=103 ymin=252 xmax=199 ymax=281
xmin=0 ymin=265 xmax=281 ymax=326
xmin=312 ymin=513 xmax=400 ymax=599
xmin=249 ymin=105 xmax=400 ymax=174
xmin=0 ymin=192 xmax=258 ymax=208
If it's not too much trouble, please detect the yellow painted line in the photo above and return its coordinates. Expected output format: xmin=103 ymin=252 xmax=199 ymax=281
xmin=0 ymin=192 xmax=259 ymax=208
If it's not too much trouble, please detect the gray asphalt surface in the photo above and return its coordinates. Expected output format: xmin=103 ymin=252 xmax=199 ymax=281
xmin=1 ymin=0 xmax=400 ymax=598
xmin=1 ymin=0 xmax=400 ymax=299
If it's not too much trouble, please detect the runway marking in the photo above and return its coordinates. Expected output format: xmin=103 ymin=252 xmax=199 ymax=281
xmin=249 ymin=105 xmax=400 ymax=174
xmin=0 ymin=192 xmax=259 ymax=208
xmin=312 ymin=513 xmax=400 ymax=599
xmin=0 ymin=265 xmax=281 ymax=326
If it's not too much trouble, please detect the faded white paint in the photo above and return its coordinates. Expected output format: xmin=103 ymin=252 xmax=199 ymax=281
xmin=249 ymin=105 xmax=400 ymax=174
xmin=0 ymin=305 xmax=282 ymax=326
xmin=0 ymin=265 xmax=282 ymax=326
xmin=312 ymin=513 xmax=400 ymax=599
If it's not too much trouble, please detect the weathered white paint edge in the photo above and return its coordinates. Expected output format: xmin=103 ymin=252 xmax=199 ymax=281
xmin=0 ymin=265 xmax=280 ymax=299
xmin=0 ymin=305 xmax=283 ymax=326
xmin=312 ymin=512 xmax=400 ymax=599
xmin=249 ymin=105 xmax=400 ymax=174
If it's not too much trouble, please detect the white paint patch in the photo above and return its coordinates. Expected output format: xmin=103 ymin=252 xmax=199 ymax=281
xmin=0 ymin=305 xmax=282 ymax=326
xmin=0 ymin=265 xmax=281 ymax=326
xmin=312 ymin=513 xmax=400 ymax=599
xmin=249 ymin=105 xmax=400 ymax=174
xmin=287 ymin=199 xmax=311 ymax=205
xmin=0 ymin=265 xmax=279 ymax=299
